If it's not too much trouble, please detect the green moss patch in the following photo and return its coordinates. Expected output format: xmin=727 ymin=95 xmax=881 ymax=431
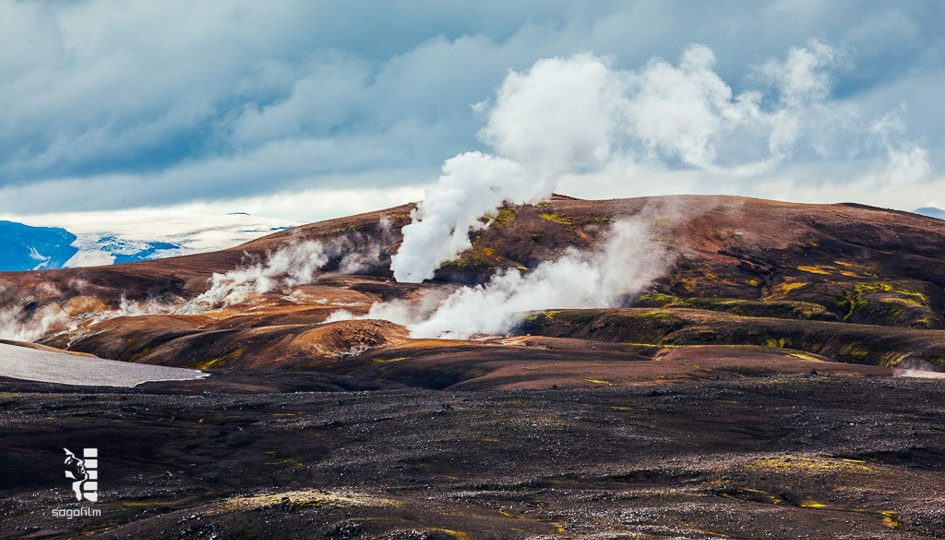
xmin=537 ymin=213 xmax=573 ymax=226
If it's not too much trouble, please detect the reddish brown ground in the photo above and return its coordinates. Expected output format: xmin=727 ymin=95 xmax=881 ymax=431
xmin=2 ymin=194 xmax=945 ymax=387
xmin=4 ymin=195 xmax=945 ymax=538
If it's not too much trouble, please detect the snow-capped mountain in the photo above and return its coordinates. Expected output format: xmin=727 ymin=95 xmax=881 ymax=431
xmin=0 ymin=212 xmax=295 ymax=272
xmin=0 ymin=221 xmax=79 ymax=271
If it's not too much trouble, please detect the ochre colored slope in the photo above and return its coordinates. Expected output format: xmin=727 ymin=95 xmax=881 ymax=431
xmin=2 ymin=194 xmax=945 ymax=387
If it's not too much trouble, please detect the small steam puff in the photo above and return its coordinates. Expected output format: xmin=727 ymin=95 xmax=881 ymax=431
xmin=392 ymin=41 xmax=930 ymax=284
xmin=0 ymin=295 xmax=179 ymax=343
xmin=187 ymin=240 xmax=331 ymax=308
xmin=0 ymin=221 xmax=393 ymax=342
xmin=0 ymin=304 xmax=71 ymax=342
xmin=187 ymin=219 xmax=392 ymax=310
xmin=338 ymin=216 xmax=669 ymax=339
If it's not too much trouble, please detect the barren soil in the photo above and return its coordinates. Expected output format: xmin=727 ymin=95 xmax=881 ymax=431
xmin=2 ymin=375 xmax=944 ymax=539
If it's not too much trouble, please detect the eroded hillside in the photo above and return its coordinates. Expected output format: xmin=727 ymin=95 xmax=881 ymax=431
xmin=3 ymin=194 xmax=945 ymax=384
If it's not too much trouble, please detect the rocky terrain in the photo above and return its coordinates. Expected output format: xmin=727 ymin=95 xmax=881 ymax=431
xmin=4 ymin=194 xmax=945 ymax=379
xmin=2 ymin=194 xmax=945 ymax=538
xmin=2 ymin=376 xmax=945 ymax=539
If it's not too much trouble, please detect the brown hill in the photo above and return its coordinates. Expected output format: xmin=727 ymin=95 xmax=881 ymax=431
xmin=3 ymin=194 xmax=945 ymax=385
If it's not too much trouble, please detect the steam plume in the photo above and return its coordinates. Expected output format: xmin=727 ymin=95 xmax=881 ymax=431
xmin=187 ymin=219 xmax=392 ymax=310
xmin=187 ymin=240 xmax=331 ymax=308
xmin=391 ymin=41 xmax=925 ymax=284
xmin=0 ymin=304 xmax=71 ymax=342
xmin=340 ymin=215 xmax=669 ymax=339
xmin=0 ymin=220 xmax=393 ymax=342
xmin=392 ymin=55 xmax=622 ymax=283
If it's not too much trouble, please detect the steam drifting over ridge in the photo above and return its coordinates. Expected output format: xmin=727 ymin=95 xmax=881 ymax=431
xmin=335 ymin=213 xmax=671 ymax=339
xmin=0 ymin=221 xmax=394 ymax=342
xmin=184 ymin=219 xmax=393 ymax=310
xmin=391 ymin=42 xmax=932 ymax=284
xmin=392 ymin=55 xmax=622 ymax=283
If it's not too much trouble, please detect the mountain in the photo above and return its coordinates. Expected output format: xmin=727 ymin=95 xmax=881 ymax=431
xmin=3 ymin=194 xmax=945 ymax=381
xmin=914 ymin=206 xmax=945 ymax=220
xmin=0 ymin=220 xmax=184 ymax=271
xmin=0 ymin=221 xmax=78 ymax=271
xmin=0 ymin=213 xmax=296 ymax=271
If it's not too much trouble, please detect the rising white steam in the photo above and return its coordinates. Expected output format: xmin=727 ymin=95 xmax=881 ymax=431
xmin=0 ymin=293 xmax=185 ymax=343
xmin=186 ymin=219 xmax=393 ymax=309
xmin=340 ymin=216 xmax=669 ymax=339
xmin=0 ymin=304 xmax=71 ymax=342
xmin=187 ymin=240 xmax=331 ymax=308
xmin=391 ymin=41 xmax=931 ymax=284
xmin=392 ymin=55 xmax=622 ymax=283
xmin=0 ymin=221 xmax=394 ymax=342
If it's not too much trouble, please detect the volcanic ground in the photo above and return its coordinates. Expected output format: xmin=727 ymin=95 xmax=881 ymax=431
xmin=2 ymin=194 xmax=945 ymax=538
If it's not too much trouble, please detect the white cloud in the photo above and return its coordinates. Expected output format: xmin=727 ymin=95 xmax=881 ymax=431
xmin=0 ymin=1 xmax=942 ymax=218
xmin=392 ymin=41 xmax=937 ymax=283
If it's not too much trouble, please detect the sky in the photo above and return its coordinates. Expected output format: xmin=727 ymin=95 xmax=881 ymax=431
xmin=2 ymin=0 xmax=944 ymax=231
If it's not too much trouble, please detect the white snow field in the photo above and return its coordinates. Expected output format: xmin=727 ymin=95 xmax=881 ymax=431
xmin=0 ymin=343 xmax=207 ymax=387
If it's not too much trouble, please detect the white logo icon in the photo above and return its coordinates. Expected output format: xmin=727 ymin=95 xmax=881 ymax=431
xmin=63 ymin=448 xmax=98 ymax=502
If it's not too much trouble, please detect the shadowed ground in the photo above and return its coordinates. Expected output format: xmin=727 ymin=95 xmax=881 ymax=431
xmin=1 ymin=375 xmax=944 ymax=539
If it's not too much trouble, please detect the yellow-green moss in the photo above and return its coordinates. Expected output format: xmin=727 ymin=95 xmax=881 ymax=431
xmin=491 ymin=208 xmax=516 ymax=227
xmin=838 ymin=342 xmax=869 ymax=358
xmin=882 ymin=511 xmax=902 ymax=529
xmin=882 ymin=352 xmax=911 ymax=367
xmin=797 ymin=265 xmax=832 ymax=275
xmin=897 ymin=289 xmax=928 ymax=302
xmin=442 ymin=245 xmax=502 ymax=270
xmin=371 ymin=356 xmax=408 ymax=364
xmin=193 ymin=347 xmax=243 ymax=370
xmin=430 ymin=529 xmax=471 ymax=540
xmin=633 ymin=310 xmax=672 ymax=319
xmin=639 ymin=293 xmax=830 ymax=321
xmin=537 ymin=212 xmax=573 ymax=226
xmin=218 ymin=489 xmax=394 ymax=513
xmin=789 ymin=352 xmax=823 ymax=362
xmin=767 ymin=281 xmax=808 ymax=299
xmin=748 ymin=455 xmax=870 ymax=474
xmin=674 ymin=276 xmax=697 ymax=292
xmin=840 ymin=281 xmax=929 ymax=322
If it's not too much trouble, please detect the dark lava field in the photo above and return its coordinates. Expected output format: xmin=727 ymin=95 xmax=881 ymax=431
xmin=3 ymin=195 xmax=945 ymax=538
xmin=2 ymin=375 xmax=945 ymax=539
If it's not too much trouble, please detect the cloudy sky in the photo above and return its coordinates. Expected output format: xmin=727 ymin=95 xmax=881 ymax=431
xmin=2 ymin=0 xmax=944 ymax=228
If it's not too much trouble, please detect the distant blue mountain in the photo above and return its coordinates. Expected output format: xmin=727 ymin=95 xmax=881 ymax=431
xmin=1 ymin=212 xmax=294 ymax=272
xmin=0 ymin=221 xmax=79 ymax=271
xmin=914 ymin=207 xmax=945 ymax=220
xmin=0 ymin=222 xmax=185 ymax=272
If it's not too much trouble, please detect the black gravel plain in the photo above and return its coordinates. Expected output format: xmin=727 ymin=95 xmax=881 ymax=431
xmin=2 ymin=373 xmax=945 ymax=539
